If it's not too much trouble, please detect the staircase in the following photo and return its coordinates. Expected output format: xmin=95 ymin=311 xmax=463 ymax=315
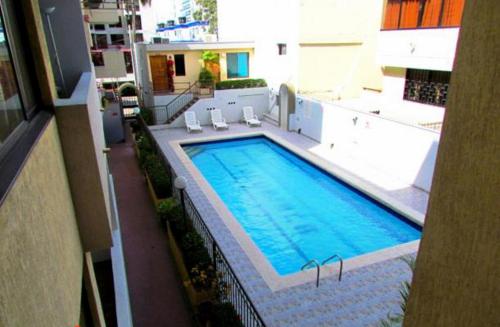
xmin=150 ymin=82 xmax=213 ymax=125
xmin=165 ymin=97 xmax=199 ymax=124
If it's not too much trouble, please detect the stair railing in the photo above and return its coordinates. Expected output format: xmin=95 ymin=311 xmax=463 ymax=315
xmin=151 ymin=82 xmax=199 ymax=124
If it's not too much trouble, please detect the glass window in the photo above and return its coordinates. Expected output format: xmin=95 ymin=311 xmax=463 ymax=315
xmin=93 ymin=34 xmax=108 ymax=49
xmin=108 ymin=17 xmax=122 ymax=28
xmin=91 ymin=52 xmax=104 ymax=66
xmin=135 ymin=33 xmax=143 ymax=42
xmin=278 ymin=43 xmax=287 ymax=55
xmin=110 ymin=34 xmax=125 ymax=46
xmin=227 ymin=52 xmax=249 ymax=79
xmin=124 ymin=51 xmax=133 ymax=73
xmin=0 ymin=13 xmax=24 ymax=143
xmin=174 ymin=54 xmax=185 ymax=76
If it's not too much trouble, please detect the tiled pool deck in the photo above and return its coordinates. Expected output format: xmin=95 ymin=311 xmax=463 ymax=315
xmin=151 ymin=122 xmax=428 ymax=326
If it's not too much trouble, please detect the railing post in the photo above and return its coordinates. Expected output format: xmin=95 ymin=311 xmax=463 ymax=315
xmin=212 ymin=240 xmax=217 ymax=270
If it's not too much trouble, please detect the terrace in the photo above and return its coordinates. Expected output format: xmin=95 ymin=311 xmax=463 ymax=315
xmin=146 ymin=120 xmax=428 ymax=326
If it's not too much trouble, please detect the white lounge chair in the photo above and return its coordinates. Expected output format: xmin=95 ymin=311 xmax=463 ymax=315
xmin=211 ymin=109 xmax=229 ymax=130
xmin=243 ymin=106 xmax=262 ymax=127
xmin=184 ymin=111 xmax=202 ymax=133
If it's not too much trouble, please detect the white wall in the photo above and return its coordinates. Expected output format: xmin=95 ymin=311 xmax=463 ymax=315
xmin=95 ymin=50 xmax=127 ymax=79
xmin=291 ymin=96 xmax=440 ymax=192
xmin=377 ymin=28 xmax=460 ymax=71
xmin=160 ymin=87 xmax=269 ymax=127
xmin=217 ymin=0 xmax=300 ymax=90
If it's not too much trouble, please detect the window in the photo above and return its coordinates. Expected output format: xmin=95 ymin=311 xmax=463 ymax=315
xmin=110 ymin=34 xmax=125 ymax=46
xmin=135 ymin=33 xmax=144 ymax=42
xmin=91 ymin=52 xmax=104 ymax=66
xmin=93 ymin=34 xmax=108 ymax=49
xmin=227 ymin=52 xmax=249 ymax=79
xmin=382 ymin=0 xmax=465 ymax=30
xmin=174 ymin=54 xmax=185 ymax=76
xmin=278 ymin=43 xmax=287 ymax=55
xmin=124 ymin=51 xmax=133 ymax=73
xmin=0 ymin=0 xmax=49 ymax=201
xmin=126 ymin=15 xmax=142 ymax=30
xmin=403 ymin=69 xmax=450 ymax=106
xmin=92 ymin=24 xmax=105 ymax=30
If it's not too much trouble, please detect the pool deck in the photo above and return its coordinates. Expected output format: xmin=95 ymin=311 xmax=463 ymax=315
xmin=151 ymin=122 xmax=428 ymax=326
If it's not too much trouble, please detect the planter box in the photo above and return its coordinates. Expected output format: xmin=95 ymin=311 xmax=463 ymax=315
xmin=167 ymin=226 xmax=190 ymax=282
xmin=167 ymin=226 xmax=215 ymax=306
xmin=184 ymin=280 xmax=215 ymax=306
xmin=145 ymin=172 xmax=166 ymax=208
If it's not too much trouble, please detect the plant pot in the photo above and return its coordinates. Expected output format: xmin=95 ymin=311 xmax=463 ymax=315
xmin=199 ymin=87 xmax=212 ymax=95
xmin=184 ymin=280 xmax=215 ymax=306
xmin=145 ymin=172 xmax=167 ymax=207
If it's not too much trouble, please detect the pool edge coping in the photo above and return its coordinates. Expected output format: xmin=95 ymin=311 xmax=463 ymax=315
xmin=168 ymin=130 xmax=424 ymax=292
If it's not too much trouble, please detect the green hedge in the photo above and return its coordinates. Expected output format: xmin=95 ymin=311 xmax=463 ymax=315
xmin=215 ymin=78 xmax=267 ymax=90
xmin=143 ymin=153 xmax=171 ymax=198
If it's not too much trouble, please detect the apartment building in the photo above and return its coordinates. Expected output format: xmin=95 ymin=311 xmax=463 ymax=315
xmin=376 ymin=0 xmax=465 ymax=129
xmin=0 ymin=0 xmax=127 ymax=325
xmin=83 ymin=0 xmax=143 ymax=88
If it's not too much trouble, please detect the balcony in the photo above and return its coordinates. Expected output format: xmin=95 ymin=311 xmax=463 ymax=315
xmin=377 ymin=27 xmax=460 ymax=71
xmin=82 ymin=0 xmax=121 ymax=24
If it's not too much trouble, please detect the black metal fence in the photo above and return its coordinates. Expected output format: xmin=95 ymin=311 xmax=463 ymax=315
xmin=170 ymin=171 xmax=265 ymax=327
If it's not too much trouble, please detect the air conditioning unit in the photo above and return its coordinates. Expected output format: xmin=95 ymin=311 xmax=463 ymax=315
xmin=167 ymin=20 xmax=175 ymax=27
xmin=161 ymin=38 xmax=170 ymax=44
xmin=152 ymin=37 xmax=162 ymax=44
xmin=157 ymin=23 xmax=166 ymax=29
xmin=178 ymin=16 xmax=186 ymax=24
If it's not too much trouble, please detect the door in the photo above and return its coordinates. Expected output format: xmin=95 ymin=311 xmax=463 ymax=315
xmin=150 ymin=55 xmax=168 ymax=93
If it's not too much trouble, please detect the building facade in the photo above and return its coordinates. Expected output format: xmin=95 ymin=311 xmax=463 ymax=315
xmin=0 ymin=0 xmax=121 ymax=325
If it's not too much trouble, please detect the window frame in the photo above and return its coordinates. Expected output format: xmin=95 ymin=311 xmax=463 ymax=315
xmin=226 ymin=52 xmax=250 ymax=79
xmin=0 ymin=0 xmax=53 ymax=205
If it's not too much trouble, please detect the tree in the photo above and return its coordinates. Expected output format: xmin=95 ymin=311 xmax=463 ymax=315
xmin=194 ymin=0 xmax=218 ymax=37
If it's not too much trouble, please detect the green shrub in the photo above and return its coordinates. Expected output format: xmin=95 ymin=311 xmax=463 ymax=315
xmin=215 ymin=78 xmax=267 ymax=90
xmin=140 ymin=107 xmax=154 ymax=125
xmin=144 ymin=154 xmax=171 ymax=198
xmin=211 ymin=302 xmax=243 ymax=327
xmin=181 ymin=231 xmax=211 ymax=269
xmin=157 ymin=198 xmax=181 ymax=226
xmin=136 ymin=133 xmax=154 ymax=169
xmin=199 ymin=68 xmax=214 ymax=88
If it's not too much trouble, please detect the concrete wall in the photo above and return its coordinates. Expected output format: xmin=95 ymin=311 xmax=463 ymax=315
xmin=297 ymin=0 xmax=385 ymax=96
xmin=0 ymin=118 xmax=83 ymax=327
xmin=40 ymin=0 xmax=92 ymax=96
xmin=404 ymin=1 xmax=500 ymax=326
xmin=55 ymin=72 xmax=113 ymax=252
xmin=94 ymin=50 xmax=127 ymax=79
xmin=377 ymin=28 xmax=460 ymax=71
xmin=291 ymin=96 xmax=440 ymax=191
xmin=160 ymin=87 xmax=269 ymax=127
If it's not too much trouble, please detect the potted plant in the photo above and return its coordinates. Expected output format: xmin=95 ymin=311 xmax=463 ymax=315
xmin=198 ymin=68 xmax=214 ymax=95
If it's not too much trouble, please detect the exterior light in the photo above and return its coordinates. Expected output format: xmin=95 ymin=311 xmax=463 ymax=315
xmin=174 ymin=176 xmax=188 ymax=229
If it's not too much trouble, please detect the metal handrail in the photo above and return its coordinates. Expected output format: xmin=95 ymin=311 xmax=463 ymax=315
xmin=321 ymin=254 xmax=343 ymax=282
xmin=301 ymin=259 xmax=321 ymax=288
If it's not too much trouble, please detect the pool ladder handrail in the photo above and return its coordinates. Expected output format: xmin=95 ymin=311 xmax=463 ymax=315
xmin=301 ymin=259 xmax=321 ymax=288
xmin=322 ymin=254 xmax=343 ymax=282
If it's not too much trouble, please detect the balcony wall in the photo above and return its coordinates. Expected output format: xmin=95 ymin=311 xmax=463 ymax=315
xmin=83 ymin=8 xmax=120 ymax=24
xmin=377 ymin=28 xmax=460 ymax=71
xmin=55 ymin=71 xmax=113 ymax=252
xmin=94 ymin=49 xmax=127 ymax=79
xmin=0 ymin=117 xmax=83 ymax=326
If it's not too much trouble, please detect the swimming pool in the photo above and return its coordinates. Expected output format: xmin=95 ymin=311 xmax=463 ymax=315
xmin=183 ymin=136 xmax=421 ymax=276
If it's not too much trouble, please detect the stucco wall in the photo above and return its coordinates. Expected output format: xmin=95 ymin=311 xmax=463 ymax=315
xmin=0 ymin=118 xmax=83 ymax=326
xmin=297 ymin=0 xmax=384 ymax=96
xmin=95 ymin=50 xmax=127 ymax=79
xmin=291 ymin=96 xmax=440 ymax=191
xmin=146 ymin=48 xmax=256 ymax=91
xmin=404 ymin=1 xmax=500 ymax=326
xmin=160 ymin=87 xmax=269 ymax=127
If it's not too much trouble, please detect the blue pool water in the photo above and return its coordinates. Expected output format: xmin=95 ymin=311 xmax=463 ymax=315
xmin=183 ymin=137 xmax=421 ymax=275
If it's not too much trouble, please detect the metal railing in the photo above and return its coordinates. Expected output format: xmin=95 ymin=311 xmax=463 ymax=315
xmin=162 ymin=162 xmax=265 ymax=326
xmin=151 ymin=82 xmax=202 ymax=125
